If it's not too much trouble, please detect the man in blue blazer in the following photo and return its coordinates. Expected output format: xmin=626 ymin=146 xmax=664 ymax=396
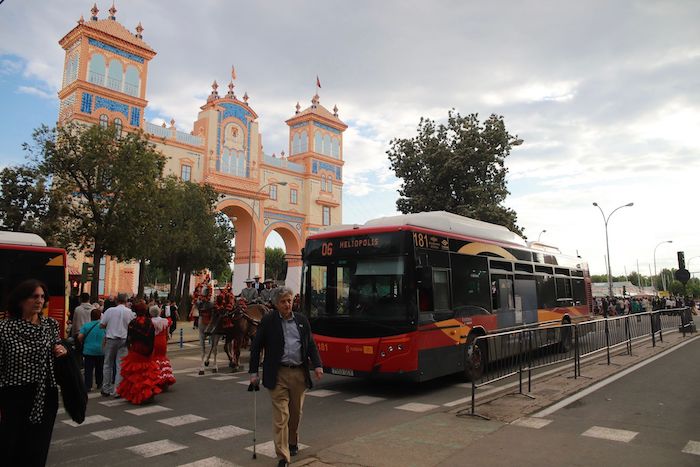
xmin=249 ymin=286 xmax=323 ymax=467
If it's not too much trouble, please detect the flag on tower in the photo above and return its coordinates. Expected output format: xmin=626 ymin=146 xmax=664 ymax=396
xmin=316 ymin=75 xmax=321 ymax=89
xmin=231 ymin=65 xmax=237 ymax=80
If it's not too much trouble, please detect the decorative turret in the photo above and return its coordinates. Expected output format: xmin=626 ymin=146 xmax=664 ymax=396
xmin=208 ymin=80 xmax=219 ymax=101
xmin=90 ymin=3 xmax=99 ymax=21
xmin=108 ymin=2 xmax=117 ymax=20
xmin=135 ymin=22 xmax=143 ymax=39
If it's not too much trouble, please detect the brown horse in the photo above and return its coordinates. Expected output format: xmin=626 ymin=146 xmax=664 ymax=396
xmin=228 ymin=303 xmax=269 ymax=371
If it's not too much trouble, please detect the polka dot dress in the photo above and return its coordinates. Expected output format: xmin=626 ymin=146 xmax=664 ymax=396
xmin=0 ymin=316 xmax=59 ymax=423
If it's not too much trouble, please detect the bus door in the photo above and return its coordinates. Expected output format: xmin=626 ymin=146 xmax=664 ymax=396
xmin=491 ymin=272 xmax=516 ymax=328
xmin=514 ymin=275 xmax=538 ymax=325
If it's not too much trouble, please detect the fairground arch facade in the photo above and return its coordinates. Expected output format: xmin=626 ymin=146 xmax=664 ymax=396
xmin=56 ymin=4 xmax=346 ymax=295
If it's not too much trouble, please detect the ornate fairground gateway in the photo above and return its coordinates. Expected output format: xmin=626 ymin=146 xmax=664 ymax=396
xmin=57 ymin=4 xmax=347 ymax=295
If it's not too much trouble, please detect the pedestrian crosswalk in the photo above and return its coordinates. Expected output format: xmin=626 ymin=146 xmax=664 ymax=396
xmin=126 ymin=439 xmax=188 ymax=458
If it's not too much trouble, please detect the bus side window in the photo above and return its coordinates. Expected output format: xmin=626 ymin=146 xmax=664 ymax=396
xmin=431 ymin=269 xmax=452 ymax=321
xmin=451 ymin=254 xmax=490 ymax=316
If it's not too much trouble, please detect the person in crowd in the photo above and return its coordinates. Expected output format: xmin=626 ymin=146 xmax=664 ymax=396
xmin=78 ymin=308 xmax=106 ymax=392
xmin=71 ymin=292 xmax=93 ymax=338
xmin=100 ymin=293 xmax=134 ymax=398
xmin=253 ymin=274 xmax=263 ymax=292
xmin=0 ymin=279 xmax=68 ymax=466
xmin=93 ymin=298 xmax=105 ymax=313
xmin=190 ymin=301 xmax=199 ymax=329
xmin=241 ymin=279 xmax=258 ymax=302
xmin=260 ymin=279 xmax=274 ymax=304
xmin=117 ymin=301 xmax=162 ymax=404
xmin=249 ymin=286 xmax=323 ymax=467
xmin=149 ymin=306 xmax=176 ymax=390
xmin=169 ymin=299 xmax=179 ymax=335
xmin=103 ymin=295 xmax=116 ymax=311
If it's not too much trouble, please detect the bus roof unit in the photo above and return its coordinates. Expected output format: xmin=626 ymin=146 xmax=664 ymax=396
xmin=364 ymin=211 xmax=527 ymax=247
xmin=0 ymin=231 xmax=47 ymax=247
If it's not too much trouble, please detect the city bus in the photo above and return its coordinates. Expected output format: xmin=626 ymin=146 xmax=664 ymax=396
xmin=301 ymin=212 xmax=591 ymax=382
xmin=0 ymin=231 xmax=69 ymax=337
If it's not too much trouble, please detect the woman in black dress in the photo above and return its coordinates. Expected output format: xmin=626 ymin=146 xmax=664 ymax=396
xmin=0 ymin=279 xmax=68 ymax=466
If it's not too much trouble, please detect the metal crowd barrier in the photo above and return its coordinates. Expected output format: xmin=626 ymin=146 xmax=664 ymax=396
xmin=462 ymin=307 xmax=694 ymax=418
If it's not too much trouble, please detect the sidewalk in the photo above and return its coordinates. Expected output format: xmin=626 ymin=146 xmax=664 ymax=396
xmin=295 ymin=324 xmax=699 ymax=467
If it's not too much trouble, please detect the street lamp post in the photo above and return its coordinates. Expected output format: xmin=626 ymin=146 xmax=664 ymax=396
xmin=592 ymin=202 xmax=634 ymax=302
xmin=537 ymin=229 xmax=547 ymax=242
xmin=653 ymin=240 xmax=673 ymax=294
xmin=247 ymin=181 xmax=288 ymax=280
xmin=689 ymin=256 xmax=699 ymax=279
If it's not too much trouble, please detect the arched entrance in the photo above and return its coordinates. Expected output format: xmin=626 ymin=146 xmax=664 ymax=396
xmin=264 ymin=222 xmax=303 ymax=293
xmin=217 ymin=198 xmax=263 ymax=294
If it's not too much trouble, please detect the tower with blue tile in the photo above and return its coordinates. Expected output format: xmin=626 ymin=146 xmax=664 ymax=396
xmin=58 ymin=4 xmax=155 ymax=131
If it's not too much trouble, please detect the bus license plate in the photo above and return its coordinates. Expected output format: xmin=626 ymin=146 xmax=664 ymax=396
xmin=331 ymin=368 xmax=354 ymax=377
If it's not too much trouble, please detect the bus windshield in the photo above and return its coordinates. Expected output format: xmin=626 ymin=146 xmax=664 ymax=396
xmin=306 ymin=256 xmax=409 ymax=321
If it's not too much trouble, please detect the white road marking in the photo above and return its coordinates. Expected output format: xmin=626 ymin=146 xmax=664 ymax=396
xmin=172 ymin=367 xmax=203 ymax=374
xmin=245 ymin=441 xmax=308 ymax=458
xmin=306 ymin=389 xmax=340 ymax=398
xmin=99 ymin=399 xmax=128 ymax=407
xmin=582 ymin=426 xmax=638 ymax=443
xmin=511 ymin=417 xmax=553 ymax=429
xmin=237 ymin=380 xmax=251 ymax=386
xmin=346 ymin=396 xmax=386 ymax=405
xmin=196 ymin=425 xmax=251 ymax=440
xmin=157 ymin=414 xmax=208 ymax=427
xmin=91 ymin=425 xmax=144 ymax=440
xmin=62 ymin=415 xmax=111 ymax=427
xmin=682 ymin=440 xmax=700 ymax=456
xmin=211 ymin=376 xmax=238 ymax=381
xmin=395 ymin=402 xmax=440 ymax=413
xmin=127 ymin=439 xmax=187 ymax=458
xmin=443 ymin=397 xmax=471 ymax=408
xmin=187 ymin=373 xmax=216 ymax=378
xmin=178 ymin=457 xmax=240 ymax=467
xmin=87 ymin=392 xmax=102 ymax=399
xmin=183 ymin=356 xmax=205 ymax=361
xmin=533 ymin=335 xmax=700 ymax=418
xmin=56 ymin=408 xmax=66 ymax=415
xmin=126 ymin=405 xmax=172 ymax=416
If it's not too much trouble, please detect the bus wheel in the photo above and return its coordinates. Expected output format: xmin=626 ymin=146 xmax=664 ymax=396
xmin=464 ymin=337 xmax=487 ymax=381
xmin=559 ymin=323 xmax=572 ymax=353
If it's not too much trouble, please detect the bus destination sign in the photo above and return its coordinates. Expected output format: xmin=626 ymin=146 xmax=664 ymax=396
xmin=305 ymin=232 xmax=407 ymax=260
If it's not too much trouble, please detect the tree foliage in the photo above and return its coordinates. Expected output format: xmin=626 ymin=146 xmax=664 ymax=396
xmin=387 ymin=111 xmax=524 ymax=235
xmin=24 ymin=122 xmax=166 ymax=299
xmin=265 ymin=247 xmax=287 ymax=281
xmin=0 ymin=165 xmax=64 ymax=241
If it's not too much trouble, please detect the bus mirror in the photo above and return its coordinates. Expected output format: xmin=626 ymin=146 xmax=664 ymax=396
xmin=417 ymin=266 xmax=433 ymax=289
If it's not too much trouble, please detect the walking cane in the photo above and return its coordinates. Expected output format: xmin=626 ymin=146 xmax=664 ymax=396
xmin=248 ymin=379 xmax=260 ymax=459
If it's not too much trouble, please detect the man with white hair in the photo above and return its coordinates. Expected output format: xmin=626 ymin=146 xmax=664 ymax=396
xmin=100 ymin=293 xmax=135 ymax=397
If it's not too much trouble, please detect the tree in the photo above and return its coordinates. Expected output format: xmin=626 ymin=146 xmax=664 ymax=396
xmin=387 ymin=111 xmax=524 ymax=235
xmin=265 ymin=247 xmax=287 ymax=281
xmin=24 ymin=123 xmax=167 ymax=300
xmin=0 ymin=165 xmax=63 ymax=241
xmin=146 ymin=177 xmax=235 ymax=306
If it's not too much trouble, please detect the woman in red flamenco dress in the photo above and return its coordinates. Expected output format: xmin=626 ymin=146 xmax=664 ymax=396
xmin=117 ymin=301 xmax=162 ymax=405
xmin=150 ymin=305 xmax=176 ymax=389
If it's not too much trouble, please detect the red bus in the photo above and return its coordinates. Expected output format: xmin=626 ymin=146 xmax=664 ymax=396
xmin=0 ymin=232 xmax=69 ymax=337
xmin=301 ymin=212 xmax=591 ymax=382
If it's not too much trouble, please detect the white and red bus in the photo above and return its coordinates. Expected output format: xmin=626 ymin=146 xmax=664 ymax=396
xmin=0 ymin=232 xmax=69 ymax=337
xmin=301 ymin=212 xmax=591 ymax=382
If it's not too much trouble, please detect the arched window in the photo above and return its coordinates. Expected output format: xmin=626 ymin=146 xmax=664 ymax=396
xmin=314 ymin=131 xmax=322 ymax=153
xmin=88 ymin=54 xmax=106 ymax=85
xmin=114 ymin=117 xmax=122 ymax=137
xmin=331 ymin=137 xmax=340 ymax=158
xmin=99 ymin=114 xmax=108 ymax=128
xmin=107 ymin=59 xmax=123 ymax=91
xmin=292 ymin=133 xmax=301 ymax=155
xmin=323 ymin=134 xmax=332 ymax=156
xmin=300 ymin=131 xmax=308 ymax=152
xmin=124 ymin=65 xmax=140 ymax=97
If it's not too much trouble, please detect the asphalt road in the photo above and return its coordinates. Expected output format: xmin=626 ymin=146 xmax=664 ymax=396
xmin=452 ymin=335 xmax=700 ymax=467
xmin=47 ymin=345 xmax=481 ymax=467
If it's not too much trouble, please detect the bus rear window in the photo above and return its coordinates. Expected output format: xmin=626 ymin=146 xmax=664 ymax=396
xmin=0 ymin=250 xmax=65 ymax=311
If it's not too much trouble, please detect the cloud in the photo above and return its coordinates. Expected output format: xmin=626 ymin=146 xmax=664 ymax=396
xmin=1 ymin=0 xmax=700 ymax=275
xmin=17 ymin=85 xmax=54 ymax=99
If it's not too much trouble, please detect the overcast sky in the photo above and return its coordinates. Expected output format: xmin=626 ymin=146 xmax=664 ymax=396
xmin=1 ymin=0 xmax=699 ymax=276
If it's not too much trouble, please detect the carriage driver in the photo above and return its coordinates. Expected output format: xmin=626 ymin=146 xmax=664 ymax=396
xmin=260 ymin=279 xmax=274 ymax=303
xmin=240 ymin=279 xmax=259 ymax=303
